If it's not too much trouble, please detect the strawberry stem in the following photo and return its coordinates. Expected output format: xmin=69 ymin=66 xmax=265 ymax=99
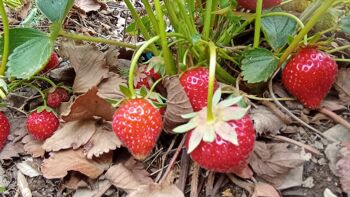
xmin=0 ymin=0 xmax=10 ymax=75
xmin=207 ymin=42 xmax=217 ymax=122
xmin=25 ymin=83 xmax=47 ymax=107
xmin=328 ymin=45 xmax=350 ymax=54
xmin=334 ymin=58 xmax=350 ymax=63
xmin=253 ymin=0 xmax=263 ymax=48
xmin=59 ymin=30 xmax=138 ymax=50
xmin=31 ymin=76 xmax=57 ymax=88
xmin=279 ymin=0 xmax=334 ymax=66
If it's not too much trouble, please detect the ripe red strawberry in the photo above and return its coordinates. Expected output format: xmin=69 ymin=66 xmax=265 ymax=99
xmin=26 ymin=109 xmax=59 ymax=141
xmin=237 ymin=0 xmax=281 ymax=10
xmin=134 ymin=65 xmax=161 ymax=89
xmin=180 ymin=67 xmax=218 ymax=111
xmin=0 ymin=112 xmax=10 ymax=151
xmin=47 ymin=87 xmax=70 ymax=108
xmin=174 ymin=91 xmax=255 ymax=173
xmin=282 ymin=47 xmax=338 ymax=109
xmin=112 ymin=99 xmax=163 ymax=160
xmin=42 ymin=52 xmax=59 ymax=73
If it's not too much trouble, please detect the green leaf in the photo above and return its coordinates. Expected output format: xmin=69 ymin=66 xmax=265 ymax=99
xmin=119 ymin=85 xmax=132 ymax=98
xmin=36 ymin=0 xmax=74 ymax=23
xmin=340 ymin=15 xmax=350 ymax=35
xmin=0 ymin=28 xmax=46 ymax=54
xmin=0 ymin=78 xmax=8 ymax=93
xmin=241 ymin=48 xmax=279 ymax=83
xmin=126 ymin=16 xmax=151 ymax=36
xmin=7 ymin=37 xmax=53 ymax=79
xmin=261 ymin=14 xmax=297 ymax=51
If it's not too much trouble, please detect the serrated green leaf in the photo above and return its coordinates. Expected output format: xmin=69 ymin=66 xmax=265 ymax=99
xmin=7 ymin=37 xmax=53 ymax=79
xmin=36 ymin=0 xmax=74 ymax=23
xmin=340 ymin=15 xmax=350 ymax=35
xmin=261 ymin=14 xmax=297 ymax=51
xmin=241 ymin=48 xmax=279 ymax=83
xmin=0 ymin=28 xmax=46 ymax=55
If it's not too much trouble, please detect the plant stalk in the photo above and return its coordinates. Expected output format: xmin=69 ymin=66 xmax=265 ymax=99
xmin=202 ymin=0 xmax=213 ymax=40
xmin=253 ymin=0 xmax=263 ymax=48
xmin=0 ymin=0 xmax=10 ymax=75
xmin=207 ymin=42 xmax=217 ymax=122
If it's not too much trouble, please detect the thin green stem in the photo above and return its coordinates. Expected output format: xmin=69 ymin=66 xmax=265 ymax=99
xmin=207 ymin=42 xmax=217 ymax=122
xmin=334 ymin=58 xmax=350 ymax=63
xmin=31 ymin=76 xmax=57 ymax=88
xmin=253 ymin=0 xmax=263 ymax=48
xmin=128 ymin=36 xmax=160 ymax=98
xmin=0 ymin=0 xmax=10 ymax=75
xmin=202 ymin=0 xmax=213 ymax=40
xmin=328 ymin=45 xmax=350 ymax=54
xmin=279 ymin=0 xmax=334 ymax=66
xmin=59 ymin=30 xmax=138 ymax=50
xmin=154 ymin=0 xmax=176 ymax=75
xmin=25 ymin=83 xmax=47 ymax=106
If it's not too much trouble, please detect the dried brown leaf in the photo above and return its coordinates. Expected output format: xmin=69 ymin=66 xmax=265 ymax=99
xmin=106 ymin=157 xmax=153 ymax=193
xmin=252 ymin=183 xmax=280 ymax=197
xmin=17 ymin=171 xmax=32 ymax=197
xmin=83 ymin=122 xmax=122 ymax=159
xmin=0 ymin=142 xmax=23 ymax=160
xmin=336 ymin=143 xmax=350 ymax=194
xmin=61 ymin=87 xmax=116 ymax=121
xmin=127 ymin=183 xmax=184 ymax=197
xmin=250 ymin=142 xmax=307 ymax=186
xmin=97 ymin=72 xmax=126 ymax=100
xmin=17 ymin=160 xmax=41 ymax=178
xmin=22 ymin=135 xmax=45 ymax=158
xmin=74 ymin=0 xmax=103 ymax=13
xmin=60 ymin=41 xmax=109 ymax=93
xmin=335 ymin=68 xmax=350 ymax=105
xmin=42 ymin=120 xmax=96 ymax=152
xmin=9 ymin=117 xmax=27 ymax=140
xmin=162 ymin=76 xmax=193 ymax=133
xmin=251 ymin=106 xmax=286 ymax=135
xmin=63 ymin=173 xmax=88 ymax=190
xmin=73 ymin=180 xmax=111 ymax=197
xmin=41 ymin=149 xmax=112 ymax=179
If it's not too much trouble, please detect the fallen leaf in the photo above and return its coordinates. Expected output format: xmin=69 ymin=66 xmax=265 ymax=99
xmin=252 ymin=182 xmax=280 ymax=197
xmin=74 ymin=0 xmax=103 ymax=13
xmin=335 ymin=68 xmax=350 ymax=105
xmin=323 ymin=124 xmax=350 ymax=142
xmin=325 ymin=142 xmax=341 ymax=174
xmin=22 ymin=135 xmax=45 ymax=158
xmin=162 ymin=76 xmax=193 ymax=133
xmin=324 ymin=188 xmax=338 ymax=197
xmin=61 ymin=87 xmax=116 ymax=121
xmin=106 ymin=157 xmax=153 ymax=193
xmin=83 ymin=122 xmax=122 ymax=159
xmin=9 ymin=117 xmax=27 ymax=140
xmin=250 ymin=142 xmax=307 ymax=186
xmin=18 ymin=0 xmax=32 ymax=19
xmin=0 ymin=165 xmax=10 ymax=189
xmin=0 ymin=142 xmax=23 ymax=160
xmin=97 ymin=72 xmax=126 ymax=100
xmin=232 ymin=165 xmax=253 ymax=179
xmin=60 ymin=41 xmax=109 ymax=93
xmin=17 ymin=160 xmax=41 ymax=178
xmin=17 ymin=171 xmax=32 ymax=197
xmin=41 ymin=149 xmax=112 ymax=179
xmin=251 ymin=106 xmax=285 ymax=135
xmin=43 ymin=120 xmax=96 ymax=152
xmin=336 ymin=143 xmax=350 ymax=194
xmin=321 ymin=98 xmax=347 ymax=111
xmin=73 ymin=180 xmax=111 ymax=197
xmin=278 ymin=166 xmax=303 ymax=190
xmin=127 ymin=183 xmax=184 ymax=197
xmin=63 ymin=173 xmax=88 ymax=190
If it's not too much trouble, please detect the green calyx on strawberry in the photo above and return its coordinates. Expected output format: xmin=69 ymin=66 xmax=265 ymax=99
xmin=26 ymin=106 xmax=59 ymax=141
xmin=42 ymin=52 xmax=60 ymax=73
xmin=282 ymin=47 xmax=338 ymax=109
xmin=237 ymin=0 xmax=281 ymax=10
xmin=180 ymin=67 xmax=218 ymax=112
xmin=0 ymin=112 xmax=10 ymax=151
xmin=112 ymin=98 xmax=163 ymax=160
xmin=173 ymin=89 xmax=255 ymax=173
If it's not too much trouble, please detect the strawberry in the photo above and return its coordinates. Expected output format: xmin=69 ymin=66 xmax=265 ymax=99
xmin=47 ymin=87 xmax=70 ymax=108
xmin=282 ymin=47 xmax=338 ymax=109
xmin=180 ymin=67 xmax=218 ymax=111
xmin=237 ymin=0 xmax=281 ymax=10
xmin=0 ymin=112 xmax=10 ymax=151
xmin=134 ymin=65 xmax=161 ymax=89
xmin=26 ymin=109 xmax=59 ymax=141
xmin=174 ymin=90 xmax=255 ymax=173
xmin=42 ymin=52 xmax=59 ymax=73
xmin=112 ymin=98 xmax=163 ymax=160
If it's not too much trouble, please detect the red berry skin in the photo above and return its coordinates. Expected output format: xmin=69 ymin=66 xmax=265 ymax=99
xmin=112 ymin=99 xmax=163 ymax=160
xmin=47 ymin=88 xmax=70 ymax=108
xmin=135 ymin=77 xmax=151 ymax=89
xmin=282 ymin=47 xmax=338 ymax=109
xmin=26 ymin=110 xmax=59 ymax=141
xmin=42 ymin=52 xmax=59 ymax=73
xmin=185 ymin=115 xmax=255 ymax=173
xmin=0 ymin=112 xmax=10 ymax=151
xmin=237 ymin=0 xmax=281 ymax=10
xmin=180 ymin=67 xmax=218 ymax=112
